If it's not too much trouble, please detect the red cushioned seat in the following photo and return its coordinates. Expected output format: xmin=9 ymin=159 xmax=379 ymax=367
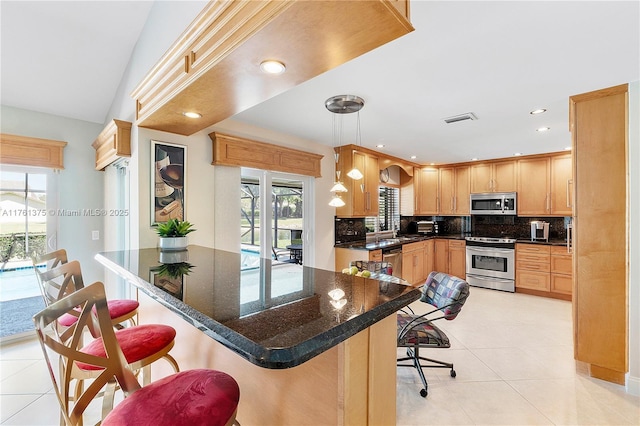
xmin=58 ymin=299 xmax=140 ymax=327
xmin=102 ymin=369 xmax=240 ymax=426
xmin=78 ymin=324 xmax=176 ymax=371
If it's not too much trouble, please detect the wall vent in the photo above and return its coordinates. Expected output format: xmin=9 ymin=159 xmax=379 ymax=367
xmin=444 ymin=112 xmax=478 ymax=124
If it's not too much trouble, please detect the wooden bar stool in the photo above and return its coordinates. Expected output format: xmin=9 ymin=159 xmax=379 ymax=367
xmin=34 ymin=282 xmax=239 ymax=426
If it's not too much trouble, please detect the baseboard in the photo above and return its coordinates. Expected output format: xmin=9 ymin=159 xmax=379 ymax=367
xmin=626 ymin=374 xmax=640 ymax=396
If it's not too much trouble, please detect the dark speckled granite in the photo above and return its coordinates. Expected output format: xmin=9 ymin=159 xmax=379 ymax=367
xmin=95 ymin=245 xmax=420 ymax=369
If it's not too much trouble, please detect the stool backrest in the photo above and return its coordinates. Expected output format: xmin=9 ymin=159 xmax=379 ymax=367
xmin=420 ymin=272 xmax=470 ymax=320
xmin=34 ymin=260 xmax=85 ymax=308
xmin=33 ymin=282 xmax=141 ymax=425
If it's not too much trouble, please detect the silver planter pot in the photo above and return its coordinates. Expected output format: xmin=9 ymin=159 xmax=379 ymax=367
xmin=158 ymin=236 xmax=188 ymax=251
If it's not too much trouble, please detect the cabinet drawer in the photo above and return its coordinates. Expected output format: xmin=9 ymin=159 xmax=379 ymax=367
xmin=369 ymin=249 xmax=383 ymax=262
xmin=551 ymin=274 xmax=572 ymax=295
xmin=448 ymin=240 xmax=465 ymax=248
xmin=517 ymin=252 xmax=550 ymax=263
xmin=516 ymin=244 xmax=551 ymax=254
xmin=517 ymin=260 xmax=551 ymax=272
xmin=550 ymin=245 xmax=571 ymax=255
xmin=550 ymin=255 xmax=572 ymax=275
xmin=516 ymin=270 xmax=550 ymax=291
xmin=403 ymin=241 xmax=424 ymax=253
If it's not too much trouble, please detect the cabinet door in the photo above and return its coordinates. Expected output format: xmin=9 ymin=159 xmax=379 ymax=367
xmin=470 ymin=163 xmax=492 ymax=193
xmin=493 ymin=160 xmax=517 ymax=192
xmin=351 ymin=151 xmax=368 ymax=216
xmin=454 ymin=166 xmax=470 ymax=215
xmin=518 ymin=157 xmax=550 ymax=215
xmin=424 ymin=239 xmax=434 ymax=277
xmin=434 ymin=239 xmax=449 ymax=273
xmin=439 ymin=167 xmax=455 ymax=214
xmin=402 ymin=252 xmax=414 ymax=284
xmin=448 ymin=241 xmax=466 ymax=279
xmin=550 ymin=155 xmax=573 ymax=215
xmin=416 ymin=168 xmax=439 ymax=214
xmin=365 ymin=153 xmax=379 ymax=214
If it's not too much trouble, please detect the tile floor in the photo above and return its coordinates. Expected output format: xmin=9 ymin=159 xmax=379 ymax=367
xmin=1 ymin=287 xmax=639 ymax=425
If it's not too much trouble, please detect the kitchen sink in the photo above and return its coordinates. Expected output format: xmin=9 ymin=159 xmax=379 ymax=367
xmin=381 ymin=237 xmax=416 ymax=244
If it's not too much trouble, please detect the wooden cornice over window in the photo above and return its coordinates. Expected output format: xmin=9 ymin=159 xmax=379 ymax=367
xmin=210 ymin=132 xmax=323 ymax=178
xmin=0 ymin=133 xmax=67 ymax=169
xmin=131 ymin=0 xmax=413 ymax=136
xmin=92 ymin=119 xmax=132 ymax=171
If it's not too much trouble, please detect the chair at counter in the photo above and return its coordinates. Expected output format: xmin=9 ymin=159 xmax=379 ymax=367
xmin=397 ymin=271 xmax=470 ymax=397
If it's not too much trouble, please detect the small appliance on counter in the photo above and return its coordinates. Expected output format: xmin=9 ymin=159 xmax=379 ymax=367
xmin=417 ymin=221 xmax=435 ymax=235
xmin=530 ymin=221 xmax=550 ymax=242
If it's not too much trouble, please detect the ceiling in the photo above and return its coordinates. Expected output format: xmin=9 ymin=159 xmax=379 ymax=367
xmin=2 ymin=1 xmax=638 ymax=165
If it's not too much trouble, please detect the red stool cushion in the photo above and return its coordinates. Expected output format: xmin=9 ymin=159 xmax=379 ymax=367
xmin=102 ymin=369 xmax=240 ymax=426
xmin=77 ymin=324 xmax=176 ymax=370
xmin=58 ymin=299 xmax=139 ymax=327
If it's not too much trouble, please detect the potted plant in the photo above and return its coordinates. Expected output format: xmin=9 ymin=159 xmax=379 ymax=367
xmin=156 ymin=219 xmax=195 ymax=251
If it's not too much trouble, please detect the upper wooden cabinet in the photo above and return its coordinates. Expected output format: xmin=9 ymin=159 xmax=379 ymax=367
xmin=92 ymin=119 xmax=132 ymax=171
xmin=517 ymin=154 xmax=572 ymax=216
xmin=414 ymin=167 xmax=439 ymax=215
xmin=131 ymin=0 xmax=413 ymax=135
xmin=439 ymin=166 xmax=470 ymax=215
xmin=470 ymin=160 xmax=516 ymax=193
xmin=335 ymin=148 xmax=379 ymax=217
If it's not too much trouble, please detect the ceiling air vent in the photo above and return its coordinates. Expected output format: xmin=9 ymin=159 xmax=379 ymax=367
xmin=444 ymin=112 xmax=478 ymax=124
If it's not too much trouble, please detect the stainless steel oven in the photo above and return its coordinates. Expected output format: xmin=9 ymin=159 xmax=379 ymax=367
xmin=465 ymin=237 xmax=515 ymax=292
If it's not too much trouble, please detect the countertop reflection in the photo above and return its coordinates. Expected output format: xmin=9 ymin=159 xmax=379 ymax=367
xmin=96 ymin=245 xmax=420 ymax=369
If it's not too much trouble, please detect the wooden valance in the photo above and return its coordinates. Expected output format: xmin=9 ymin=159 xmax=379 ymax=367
xmin=209 ymin=132 xmax=323 ymax=177
xmin=0 ymin=133 xmax=67 ymax=169
xmin=92 ymin=119 xmax=132 ymax=171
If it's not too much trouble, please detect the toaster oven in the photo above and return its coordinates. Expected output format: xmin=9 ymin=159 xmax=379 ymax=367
xmin=417 ymin=221 xmax=435 ymax=234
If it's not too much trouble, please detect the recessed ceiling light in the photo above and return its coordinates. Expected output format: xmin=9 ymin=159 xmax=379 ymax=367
xmin=182 ymin=111 xmax=202 ymax=119
xmin=429 ymin=162 xmax=435 ymax=166
xmin=471 ymin=158 xmax=479 ymax=161
xmin=536 ymin=127 xmax=551 ymax=132
xmin=564 ymin=146 xmax=572 ymax=151
xmin=376 ymin=144 xmax=385 ymax=148
xmin=410 ymin=155 xmax=417 ymax=160
xmin=514 ymin=152 xmax=522 ymax=156
xmin=530 ymin=108 xmax=547 ymax=115
xmin=260 ymin=60 xmax=286 ymax=74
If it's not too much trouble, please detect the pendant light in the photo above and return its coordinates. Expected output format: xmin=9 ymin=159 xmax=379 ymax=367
xmin=325 ymin=94 xmax=366 ymax=194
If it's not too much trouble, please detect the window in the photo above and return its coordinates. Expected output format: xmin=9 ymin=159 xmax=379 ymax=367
xmin=365 ymin=186 xmax=400 ymax=233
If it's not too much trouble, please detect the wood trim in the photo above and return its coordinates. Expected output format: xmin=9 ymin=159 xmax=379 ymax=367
xmin=209 ymin=132 xmax=323 ymax=177
xmin=131 ymin=0 xmax=413 ymax=136
xmin=91 ymin=119 xmax=132 ymax=171
xmin=0 ymin=133 xmax=67 ymax=169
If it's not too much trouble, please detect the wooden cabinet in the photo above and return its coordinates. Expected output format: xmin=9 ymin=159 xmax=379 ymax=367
xmin=439 ymin=166 xmax=470 ymax=215
xmin=423 ymin=239 xmax=434 ymax=279
xmin=414 ymin=167 xmax=439 ymax=215
xmin=516 ymin=243 xmax=572 ymax=301
xmin=550 ymin=245 xmax=572 ymax=295
xmin=402 ymin=241 xmax=425 ymax=285
xmin=516 ymin=244 xmax=551 ymax=292
xmin=334 ymin=248 xmax=384 ymax=273
xmin=470 ymin=160 xmax=516 ymax=193
xmin=517 ymin=157 xmax=550 ymax=215
xmin=433 ymin=239 xmax=449 ymax=273
xmin=369 ymin=249 xmax=383 ymax=262
xmin=447 ymin=240 xmax=466 ymax=279
xmin=517 ymin=154 xmax=572 ymax=216
xmin=336 ymin=149 xmax=379 ymax=217
xmin=550 ymin=155 xmax=573 ymax=216
xmin=570 ymin=84 xmax=628 ymax=384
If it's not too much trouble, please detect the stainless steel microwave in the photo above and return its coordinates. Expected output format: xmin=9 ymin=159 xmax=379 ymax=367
xmin=470 ymin=192 xmax=517 ymax=215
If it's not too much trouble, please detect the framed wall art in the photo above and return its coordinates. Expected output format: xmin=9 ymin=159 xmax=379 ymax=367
xmin=151 ymin=140 xmax=186 ymax=225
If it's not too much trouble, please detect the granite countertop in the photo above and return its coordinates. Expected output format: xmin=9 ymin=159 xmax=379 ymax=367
xmin=95 ymin=245 xmax=420 ymax=369
xmin=335 ymin=234 xmax=467 ymax=251
xmin=515 ymin=238 xmax=568 ymax=246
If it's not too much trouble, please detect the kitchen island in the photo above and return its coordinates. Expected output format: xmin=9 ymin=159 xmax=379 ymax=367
xmin=96 ymin=245 xmax=420 ymax=425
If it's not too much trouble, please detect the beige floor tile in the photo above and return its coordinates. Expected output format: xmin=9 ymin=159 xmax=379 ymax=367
xmin=397 ymin=381 xmax=474 ymax=425
xmin=471 ymin=347 xmax=561 ymax=381
xmin=1 ymin=393 xmax=59 ymax=425
xmin=0 ymin=360 xmax=40 ymax=382
xmin=0 ymin=339 xmax=42 ymax=361
xmin=0 ymin=394 xmax=42 ymax=423
xmin=0 ymin=360 xmax=52 ymax=395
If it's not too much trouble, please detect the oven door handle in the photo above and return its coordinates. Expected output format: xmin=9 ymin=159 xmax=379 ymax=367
xmin=466 ymin=274 xmax=514 ymax=283
xmin=467 ymin=247 xmax=514 ymax=254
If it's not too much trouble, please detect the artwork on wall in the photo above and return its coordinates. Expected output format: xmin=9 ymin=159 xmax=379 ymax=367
xmin=151 ymin=140 xmax=186 ymax=225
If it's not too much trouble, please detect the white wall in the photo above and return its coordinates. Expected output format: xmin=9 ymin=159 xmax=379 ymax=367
xmin=0 ymin=105 xmax=105 ymax=283
xmin=627 ymin=80 xmax=639 ymax=396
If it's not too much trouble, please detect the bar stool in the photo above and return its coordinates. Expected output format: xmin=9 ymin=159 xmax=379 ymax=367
xmin=32 ymin=252 xmax=138 ymax=329
xmin=34 ymin=282 xmax=239 ymax=426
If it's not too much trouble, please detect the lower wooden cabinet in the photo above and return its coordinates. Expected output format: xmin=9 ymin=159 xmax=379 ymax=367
xmin=434 ymin=239 xmax=448 ymax=273
xmin=516 ymin=243 xmax=572 ymax=300
xmin=402 ymin=241 xmax=425 ymax=286
xmin=448 ymin=240 xmax=466 ymax=279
